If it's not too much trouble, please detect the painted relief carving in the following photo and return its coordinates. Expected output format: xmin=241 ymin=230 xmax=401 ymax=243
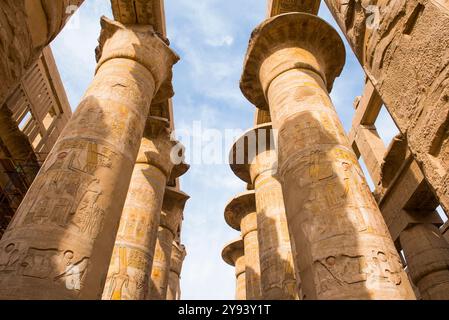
xmin=0 ymin=243 xmax=89 ymax=292
xmin=314 ymin=251 xmax=403 ymax=296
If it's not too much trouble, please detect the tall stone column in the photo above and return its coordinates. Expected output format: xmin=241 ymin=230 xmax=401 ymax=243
xmin=222 ymin=238 xmax=246 ymax=300
xmin=102 ymin=116 xmax=179 ymax=300
xmin=166 ymin=241 xmax=187 ymax=300
xmin=0 ymin=17 xmax=179 ymax=299
xmin=225 ymin=191 xmax=262 ymax=300
xmin=240 ymin=13 xmax=415 ymax=299
xmin=230 ymin=124 xmax=298 ymax=300
xmin=148 ymin=187 xmax=189 ymax=300
xmin=0 ymin=0 xmax=84 ymax=106
xmin=400 ymin=223 xmax=449 ymax=300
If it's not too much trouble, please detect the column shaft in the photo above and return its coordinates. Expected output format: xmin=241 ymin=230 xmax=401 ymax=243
xmin=166 ymin=242 xmax=186 ymax=300
xmin=254 ymin=169 xmax=298 ymax=299
xmin=0 ymin=17 xmax=178 ymax=299
xmin=241 ymin=212 xmax=262 ymax=300
xmin=267 ymin=66 xmax=414 ymax=299
xmin=235 ymin=255 xmax=246 ymax=300
xmin=102 ymin=164 xmax=166 ymax=300
xmin=400 ymin=223 xmax=449 ymax=300
xmin=149 ymin=226 xmax=174 ymax=299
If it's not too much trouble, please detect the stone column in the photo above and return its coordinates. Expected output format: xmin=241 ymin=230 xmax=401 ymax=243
xmin=102 ymin=116 xmax=179 ymax=300
xmin=225 ymin=191 xmax=261 ymax=300
xmin=0 ymin=17 xmax=179 ymax=299
xmin=166 ymin=241 xmax=186 ymax=300
xmin=240 ymin=13 xmax=415 ymax=300
xmin=0 ymin=0 xmax=84 ymax=106
xmin=148 ymin=187 xmax=189 ymax=300
xmin=400 ymin=223 xmax=449 ymax=300
xmin=222 ymin=238 xmax=246 ymax=300
xmin=230 ymin=124 xmax=298 ymax=300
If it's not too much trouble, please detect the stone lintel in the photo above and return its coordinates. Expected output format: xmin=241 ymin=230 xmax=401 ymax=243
xmin=222 ymin=238 xmax=244 ymax=267
xmin=95 ymin=16 xmax=179 ymax=101
xmin=224 ymin=190 xmax=256 ymax=231
xmin=111 ymin=0 xmax=166 ymax=36
xmin=240 ymin=13 xmax=345 ymax=110
xmin=379 ymin=147 xmax=443 ymax=241
xmin=229 ymin=123 xmax=275 ymax=183
xmin=267 ymin=0 xmax=321 ymax=17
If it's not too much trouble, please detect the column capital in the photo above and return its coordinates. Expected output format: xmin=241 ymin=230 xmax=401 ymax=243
xmin=95 ymin=16 xmax=179 ymax=102
xmin=170 ymin=241 xmax=187 ymax=276
xmin=136 ymin=116 xmax=177 ymax=178
xmin=229 ymin=123 xmax=278 ymax=184
xmin=160 ymin=187 xmax=190 ymax=235
xmin=224 ymin=191 xmax=256 ymax=231
xmin=240 ymin=13 xmax=345 ymax=110
xmin=222 ymin=238 xmax=244 ymax=267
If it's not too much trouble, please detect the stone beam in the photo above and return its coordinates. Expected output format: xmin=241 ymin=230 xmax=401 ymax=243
xmin=267 ymin=0 xmax=321 ymax=16
xmin=324 ymin=0 xmax=449 ymax=213
xmin=111 ymin=0 xmax=166 ymax=35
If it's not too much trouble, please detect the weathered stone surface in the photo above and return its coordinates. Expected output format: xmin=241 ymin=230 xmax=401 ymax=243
xmin=102 ymin=117 xmax=179 ymax=300
xmin=267 ymin=0 xmax=321 ymax=16
xmin=148 ymin=187 xmax=189 ymax=300
xmin=240 ymin=12 xmax=415 ymax=299
xmin=230 ymin=124 xmax=299 ymax=300
xmin=324 ymin=0 xmax=449 ymax=215
xmin=400 ymin=223 xmax=449 ymax=300
xmin=225 ymin=191 xmax=261 ymax=300
xmin=222 ymin=238 xmax=246 ymax=300
xmin=0 ymin=0 xmax=84 ymax=107
xmin=0 ymin=16 xmax=178 ymax=299
xmin=166 ymin=241 xmax=186 ymax=300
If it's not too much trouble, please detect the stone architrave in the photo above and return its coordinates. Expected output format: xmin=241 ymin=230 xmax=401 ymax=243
xmin=0 ymin=1 xmax=84 ymax=107
xmin=222 ymin=238 xmax=246 ymax=300
xmin=240 ymin=12 xmax=415 ymax=299
xmin=225 ymin=191 xmax=262 ymax=300
xmin=102 ymin=116 xmax=181 ymax=300
xmin=267 ymin=0 xmax=321 ymax=16
xmin=230 ymin=124 xmax=298 ymax=300
xmin=0 ymin=17 xmax=179 ymax=299
xmin=166 ymin=241 xmax=187 ymax=300
xmin=148 ymin=187 xmax=189 ymax=300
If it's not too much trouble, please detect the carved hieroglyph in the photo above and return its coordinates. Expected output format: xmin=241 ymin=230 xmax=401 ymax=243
xmin=166 ymin=241 xmax=187 ymax=300
xmin=102 ymin=117 xmax=181 ymax=300
xmin=0 ymin=0 xmax=84 ymax=107
xmin=230 ymin=124 xmax=298 ymax=300
xmin=225 ymin=191 xmax=262 ymax=300
xmin=323 ymin=0 xmax=449 ymax=216
xmin=0 ymin=17 xmax=179 ymax=299
xmin=240 ymin=13 xmax=415 ymax=299
xmin=148 ymin=187 xmax=189 ymax=300
xmin=222 ymin=239 xmax=246 ymax=300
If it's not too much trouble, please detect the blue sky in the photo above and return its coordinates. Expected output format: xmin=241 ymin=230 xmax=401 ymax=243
xmin=51 ymin=0 xmax=401 ymax=300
